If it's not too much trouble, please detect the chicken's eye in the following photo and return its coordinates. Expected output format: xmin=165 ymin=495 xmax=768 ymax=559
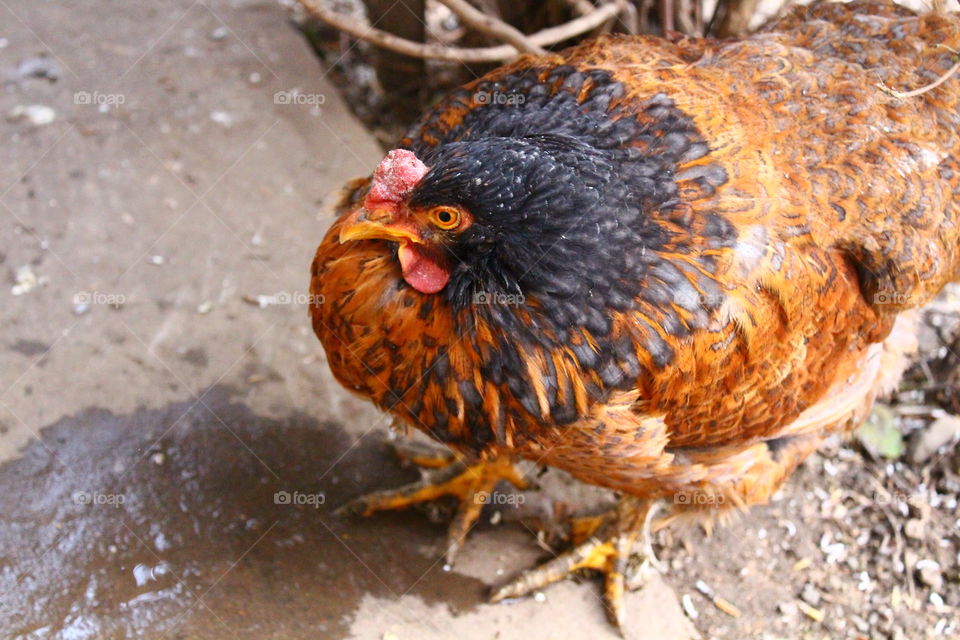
xmin=429 ymin=207 xmax=461 ymax=230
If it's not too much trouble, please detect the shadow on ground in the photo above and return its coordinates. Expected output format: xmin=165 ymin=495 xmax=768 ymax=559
xmin=0 ymin=387 xmax=484 ymax=639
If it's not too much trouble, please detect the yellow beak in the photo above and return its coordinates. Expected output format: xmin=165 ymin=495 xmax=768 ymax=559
xmin=338 ymin=208 xmax=422 ymax=245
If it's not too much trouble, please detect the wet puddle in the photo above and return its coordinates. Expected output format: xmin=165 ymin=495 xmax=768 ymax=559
xmin=0 ymin=387 xmax=484 ymax=638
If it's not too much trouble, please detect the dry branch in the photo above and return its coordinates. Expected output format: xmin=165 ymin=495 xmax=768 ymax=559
xmin=298 ymin=0 xmax=627 ymax=63
xmin=436 ymin=0 xmax=546 ymax=54
xmin=714 ymin=0 xmax=762 ymax=38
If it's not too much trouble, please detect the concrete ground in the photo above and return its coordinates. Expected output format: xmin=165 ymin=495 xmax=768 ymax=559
xmin=0 ymin=1 xmax=696 ymax=638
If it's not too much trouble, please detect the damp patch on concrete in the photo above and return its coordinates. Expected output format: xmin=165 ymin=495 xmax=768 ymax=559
xmin=0 ymin=387 xmax=485 ymax=639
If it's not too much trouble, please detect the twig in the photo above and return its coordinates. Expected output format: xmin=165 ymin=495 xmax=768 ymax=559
xmin=619 ymin=1 xmax=640 ymax=35
xmin=797 ymin=601 xmax=825 ymax=623
xmin=677 ymin=0 xmax=697 ymax=36
xmin=564 ymin=0 xmax=596 ymax=17
xmin=877 ymin=46 xmax=960 ymax=99
xmin=694 ymin=580 xmax=742 ymax=617
xmin=714 ymin=0 xmax=762 ymax=38
xmin=638 ymin=0 xmax=655 ymax=33
xmin=660 ymin=0 xmax=675 ymax=33
xmin=435 ymin=0 xmax=545 ymax=55
xmin=298 ymin=0 xmax=626 ymax=63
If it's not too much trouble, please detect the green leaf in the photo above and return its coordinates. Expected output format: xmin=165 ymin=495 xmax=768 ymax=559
xmin=856 ymin=404 xmax=904 ymax=459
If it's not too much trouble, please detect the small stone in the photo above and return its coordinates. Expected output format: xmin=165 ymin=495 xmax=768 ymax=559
xmin=6 ymin=104 xmax=56 ymax=126
xmin=11 ymin=265 xmax=46 ymax=295
xmin=695 ymin=580 xmax=714 ymax=597
xmin=208 ymin=26 xmax=228 ymax=40
xmin=826 ymin=574 xmax=844 ymax=592
xmin=210 ymin=110 xmax=234 ymax=127
xmin=777 ymin=601 xmax=798 ymax=618
xmin=904 ymin=519 xmax=925 ymax=541
xmin=851 ymin=614 xmax=870 ymax=633
xmin=151 ymin=452 xmax=165 ymax=465
xmin=800 ymin=582 xmax=821 ymax=607
xmin=908 ymin=415 xmax=960 ymax=463
xmin=17 ymin=56 xmax=61 ymax=81
xmin=916 ymin=560 xmax=943 ymax=590
xmin=533 ymin=591 xmax=546 ymax=603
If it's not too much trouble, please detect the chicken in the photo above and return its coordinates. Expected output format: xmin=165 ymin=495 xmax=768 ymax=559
xmin=310 ymin=0 xmax=960 ymax=628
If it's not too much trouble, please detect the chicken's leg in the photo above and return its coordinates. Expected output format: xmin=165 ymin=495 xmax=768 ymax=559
xmin=337 ymin=440 xmax=527 ymax=563
xmin=491 ymin=495 xmax=656 ymax=631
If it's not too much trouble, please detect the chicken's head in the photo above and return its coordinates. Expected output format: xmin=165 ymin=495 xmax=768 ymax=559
xmin=335 ymin=132 xmax=691 ymax=327
xmin=338 ymin=149 xmax=468 ymax=295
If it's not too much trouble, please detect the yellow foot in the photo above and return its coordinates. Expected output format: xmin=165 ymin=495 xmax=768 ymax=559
xmin=491 ymin=496 xmax=657 ymax=632
xmin=337 ymin=441 xmax=526 ymax=563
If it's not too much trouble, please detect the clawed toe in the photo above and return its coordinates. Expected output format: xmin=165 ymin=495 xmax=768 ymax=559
xmin=491 ymin=496 xmax=657 ymax=632
xmin=336 ymin=444 xmax=526 ymax=564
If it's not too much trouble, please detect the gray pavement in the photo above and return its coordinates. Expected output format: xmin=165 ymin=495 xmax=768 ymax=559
xmin=0 ymin=1 xmax=696 ymax=638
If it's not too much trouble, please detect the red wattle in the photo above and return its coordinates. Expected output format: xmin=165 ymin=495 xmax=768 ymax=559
xmin=398 ymin=243 xmax=450 ymax=294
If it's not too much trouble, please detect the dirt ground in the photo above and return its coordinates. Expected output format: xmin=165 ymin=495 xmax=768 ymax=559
xmin=0 ymin=1 xmax=957 ymax=639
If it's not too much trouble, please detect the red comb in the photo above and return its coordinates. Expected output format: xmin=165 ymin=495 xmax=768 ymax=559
xmin=363 ymin=149 xmax=430 ymax=209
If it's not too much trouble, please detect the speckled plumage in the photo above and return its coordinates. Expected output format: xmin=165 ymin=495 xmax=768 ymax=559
xmin=311 ymin=0 xmax=960 ymax=514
